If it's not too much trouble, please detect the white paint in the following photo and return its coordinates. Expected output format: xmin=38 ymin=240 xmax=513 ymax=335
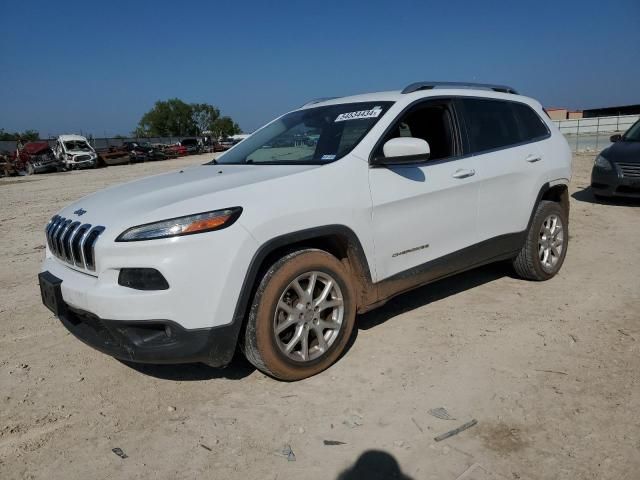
xmin=41 ymin=86 xmax=571 ymax=336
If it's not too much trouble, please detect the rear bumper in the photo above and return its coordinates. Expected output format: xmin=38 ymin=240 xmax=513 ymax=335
xmin=39 ymin=271 xmax=239 ymax=366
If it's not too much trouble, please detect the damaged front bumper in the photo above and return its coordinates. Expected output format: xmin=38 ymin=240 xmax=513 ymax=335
xmin=38 ymin=271 xmax=239 ymax=367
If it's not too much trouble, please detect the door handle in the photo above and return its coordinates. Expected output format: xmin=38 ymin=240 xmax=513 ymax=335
xmin=526 ymin=154 xmax=542 ymax=163
xmin=452 ymin=168 xmax=476 ymax=179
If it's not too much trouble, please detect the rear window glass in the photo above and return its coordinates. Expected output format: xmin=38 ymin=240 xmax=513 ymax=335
xmin=459 ymin=98 xmax=548 ymax=154
xmin=512 ymin=102 xmax=549 ymax=141
xmin=459 ymin=98 xmax=521 ymax=153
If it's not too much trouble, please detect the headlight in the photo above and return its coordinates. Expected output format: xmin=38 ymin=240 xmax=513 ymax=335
xmin=116 ymin=207 xmax=242 ymax=242
xmin=594 ymin=155 xmax=612 ymax=170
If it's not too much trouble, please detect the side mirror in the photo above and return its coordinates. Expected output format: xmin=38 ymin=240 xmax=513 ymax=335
xmin=372 ymin=137 xmax=430 ymax=166
xmin=610 ymin=134 xmax=622 ymax=143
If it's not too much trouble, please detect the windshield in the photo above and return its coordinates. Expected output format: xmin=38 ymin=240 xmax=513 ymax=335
xmin=211 ymin=102 xmax=393 ymax=165
xmin=623 ymin=120 xmax=640 ymax=141
xmin=64 ymin=140 xmax=92 ymax=152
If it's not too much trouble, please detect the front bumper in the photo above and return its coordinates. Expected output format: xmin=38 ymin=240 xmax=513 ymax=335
xmin=591 ymin=166 xmax=640 ymax=198
xmin=32 ymin=162 xmax=60 ymax=173
xmin=66 ymin=158 xmax=96 ymax=169
xmin=39 ymin=271 xmax=239 ymax=366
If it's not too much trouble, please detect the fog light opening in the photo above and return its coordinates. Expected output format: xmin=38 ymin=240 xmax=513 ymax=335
xmin=118 ymin=268 xmax=169 ymax=291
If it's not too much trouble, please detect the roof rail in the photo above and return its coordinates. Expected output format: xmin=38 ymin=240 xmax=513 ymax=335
xmin=401 ymin=81 xmax=519 ymax=95
xmin=301 ymin=96 xmax=340 ymax=107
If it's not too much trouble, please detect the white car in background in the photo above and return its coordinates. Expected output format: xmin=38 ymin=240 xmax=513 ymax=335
xmin=39 ymin=82 xmax=571 ymax=381
xmin=54 ymin=134 xmax=98 ymax=169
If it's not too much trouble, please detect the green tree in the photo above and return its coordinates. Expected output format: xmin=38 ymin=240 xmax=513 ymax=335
xmin=0 ymin=129 xmax=40 ymax=141
xmin=191 ymin=103 xmax=220 ymax=136
xmin=136 ymin=98 xmax=197 ymax=137
xmin=210 ymin=116 xmax=242 ymax=139
xmin=135 ymin=99 xmax=241 ymax=138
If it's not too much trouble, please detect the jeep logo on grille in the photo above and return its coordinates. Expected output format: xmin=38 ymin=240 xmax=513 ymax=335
xmin=73 ymin=208 xmax=87 ymax=216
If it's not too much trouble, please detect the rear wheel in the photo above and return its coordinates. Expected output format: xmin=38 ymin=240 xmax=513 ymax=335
xmin=242 ymin=249 xmax=355 ymax=381
xmin=513 ymin=201 xmax=568 ymax=281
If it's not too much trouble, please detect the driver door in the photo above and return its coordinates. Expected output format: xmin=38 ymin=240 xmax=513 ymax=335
xmin=368 ymin=98 xmax=480 ymax=281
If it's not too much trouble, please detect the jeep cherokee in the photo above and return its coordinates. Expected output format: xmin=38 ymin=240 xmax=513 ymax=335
xmin=39 ymin=81 xmax=572 ymax=380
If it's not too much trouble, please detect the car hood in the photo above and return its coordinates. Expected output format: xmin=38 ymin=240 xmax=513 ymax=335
xmin=602 ymin=141 xmax=640 ymax=163
xmin=56 ymin=164 xmax=319 ymax=236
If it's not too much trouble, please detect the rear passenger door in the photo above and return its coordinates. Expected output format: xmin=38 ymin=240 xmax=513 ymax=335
xmin=456 ymin=97 xmax=550 ymax=242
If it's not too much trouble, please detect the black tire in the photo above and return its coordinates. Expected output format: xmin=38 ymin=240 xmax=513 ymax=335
xmin=513 ymin=201 xmax=568 ymax=281
xmin=242 ymin=249 xmax=356 ymax=381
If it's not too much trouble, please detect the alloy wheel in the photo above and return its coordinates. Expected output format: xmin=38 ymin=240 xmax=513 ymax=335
xmin=273 ymin=271 xmax=344 ymax=362
xmin=538 ymin=214 xmax=564 ymax=272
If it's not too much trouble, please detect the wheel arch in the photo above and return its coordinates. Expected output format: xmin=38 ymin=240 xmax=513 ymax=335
xmin=526 ymin=182 xmax=569 ymax=232
xmin=541 ymin=181 xmax=569 ymax=219
xmin=227 ymin=225 xmax=375 ymax=346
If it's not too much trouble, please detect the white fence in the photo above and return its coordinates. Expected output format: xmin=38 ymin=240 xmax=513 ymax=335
xmin=553 ymin=114 xmax=638 ymax=153
xmin=553 ymin=114 xmax=638 ymax=135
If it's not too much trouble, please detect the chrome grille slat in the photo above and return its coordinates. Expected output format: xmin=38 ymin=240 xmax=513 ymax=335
xmin=45 ymin=215 xmax=105 ymax=273
xmin=78 ymin=226 xmax=94 ymax=269
xmin=617 ymin=162 xmax=640 ymax=178
xmin=49 ymin=217 xmax=64 ymax=255
xmin=83 ymin=226 xmax=105 ymax=271
xmin=64 ymin=222 xmax=81 ymax=264
xmin=57 ymin=220 xmax=72 ymax=259
xmin=45 ymin=216 xmax=59 ymax=252
xmin=71 ymin=224 xmax=91 ymax=267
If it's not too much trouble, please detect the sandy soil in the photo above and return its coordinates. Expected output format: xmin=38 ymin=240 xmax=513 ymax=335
xmin=0 ymin=153 xmax=638 ymax=480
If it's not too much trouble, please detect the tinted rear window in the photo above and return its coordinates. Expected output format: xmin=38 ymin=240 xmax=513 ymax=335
xmin=459 ymin=98 xmax=548 ymax=154
xmin=512 ymin=102 xmax=549 ymax=141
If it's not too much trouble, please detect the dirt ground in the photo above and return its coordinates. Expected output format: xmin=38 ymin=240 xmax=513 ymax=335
xmin=0 ymin=153 xmax=638 ymax=480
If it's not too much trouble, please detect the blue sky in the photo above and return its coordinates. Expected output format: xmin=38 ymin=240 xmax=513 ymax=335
xmin=1 ymin=0 xmax=638 ymax=136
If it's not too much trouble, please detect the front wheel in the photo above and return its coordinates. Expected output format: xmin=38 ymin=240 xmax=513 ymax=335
xmin=242 ymin=249 xmax=356 ymax=381
xmin=26 ymin=162 xmax=35 ymax=175
xmin=512 ymin=200 xmax=568 ymax=281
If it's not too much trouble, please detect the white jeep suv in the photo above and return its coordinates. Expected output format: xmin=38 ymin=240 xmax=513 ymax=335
xmin=39 ymin=82 xmax=571 ymax=380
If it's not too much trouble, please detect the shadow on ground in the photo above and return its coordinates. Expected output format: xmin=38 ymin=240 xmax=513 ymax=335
xmin=119 ymin=353 xmax=255 ymax=381
xmin=121 ymin=261 xmax=510 ymax=381
xmin=337 ymin=450 xmax=413 ymax=480
xmin=357 ymin=261 xmax=510 ymax=331
xmin=572 ymin=186 xmax=640 ymax=206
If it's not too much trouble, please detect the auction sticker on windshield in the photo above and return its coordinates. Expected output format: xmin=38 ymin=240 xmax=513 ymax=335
xmin=335 ymin=106 xmax=382 ymax=122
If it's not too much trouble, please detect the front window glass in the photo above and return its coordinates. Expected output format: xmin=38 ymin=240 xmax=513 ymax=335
xmin=623 ymin=121 xmax=640 ymax=141
xmin=64 ymin=141 xmax=92 ymax=152
xmin=211 ymin=102 xmax=393 ymax=165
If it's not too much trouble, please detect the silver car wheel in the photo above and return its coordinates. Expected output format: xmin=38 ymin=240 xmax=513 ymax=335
xmin=273 ymin=271 xmax=344 ymax=363
xmin=538 ymin=214 xmax=564 ymax=272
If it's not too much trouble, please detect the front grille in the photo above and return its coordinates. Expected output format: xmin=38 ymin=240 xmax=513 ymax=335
xmin=45 ymin=215 xmax=105 ymax=271
xmin=617 ymin=162 xmax=640 ymax=178
xmin=74 ymin=155 xmax=92 ymax=162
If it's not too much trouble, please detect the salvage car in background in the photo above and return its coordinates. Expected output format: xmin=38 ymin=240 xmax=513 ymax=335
xmin=97 ymin=146 xmax=130 ymax=166
xmin=151 ymin=143 xmax=178 ymax=158
xmin=179 ymin=138 xmax=201 ymax=154
xmin=591 ymin=119 xmax=640 ymax=199
xmin=1 ymin=151 xmax=17 ymax=176
xmin=164 ymin=144 xmax=188 ymax=157
xmin=13 ymin=141 xmax=62 ymax=175
xmin=54 ymin=135 xmax=98 ymax=170
xmin=122 ymin=142 xmax=168 ymax=163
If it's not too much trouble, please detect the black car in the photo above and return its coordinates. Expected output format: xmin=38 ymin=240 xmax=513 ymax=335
xmin=121 ymin=142 xmax=167 ymax=162
xmin=591 ymin=120 xmax=640 ymax=199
